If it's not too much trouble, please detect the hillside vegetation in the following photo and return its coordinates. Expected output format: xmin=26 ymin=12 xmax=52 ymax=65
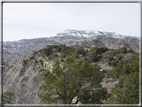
xmin=37 ymin=45 xmax=139 ymax=104
xmin=3 ymin=44 xmax=139 ymax=104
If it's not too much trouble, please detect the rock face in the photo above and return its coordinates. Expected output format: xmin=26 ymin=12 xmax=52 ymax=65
xmin=55 ymin=33 xmax=69 ymax=37
xmin=3 ymin=52 xmax=54 ymax=104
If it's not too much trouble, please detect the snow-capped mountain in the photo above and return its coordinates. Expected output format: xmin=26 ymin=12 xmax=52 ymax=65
xmin=55 ymin=29 xmax=139 ymax=40
xmin=2 ymin=29 xmax=139 ymax=54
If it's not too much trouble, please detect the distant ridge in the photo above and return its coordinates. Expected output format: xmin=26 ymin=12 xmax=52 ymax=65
xmin=3 ymin=29 xmax=139 ymax=54
xmin=71 ymin=35 xmax=139 ymax=53
xmin=55 ymin=29 xmax=139 ymax=40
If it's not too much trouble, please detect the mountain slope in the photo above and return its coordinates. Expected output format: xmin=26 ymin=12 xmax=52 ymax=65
xmin=71 ymin=35 xmax=139 ymax=53
xmin=2 ymin=32 xmax=139 ymax=69
xmin=3 ymin=36 xmax=81 ymax=54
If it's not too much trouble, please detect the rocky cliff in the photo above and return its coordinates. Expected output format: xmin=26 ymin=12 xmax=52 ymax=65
xmin=3 ymin=51 xmax=55 ymax=104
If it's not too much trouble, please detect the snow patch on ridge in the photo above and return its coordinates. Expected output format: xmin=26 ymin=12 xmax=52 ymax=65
xmin=55 ymin=29 xmax=139 ymax=40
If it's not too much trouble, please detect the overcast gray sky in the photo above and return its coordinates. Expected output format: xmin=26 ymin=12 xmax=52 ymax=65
xmin=3 ymin=3 xmax=140 ymax=41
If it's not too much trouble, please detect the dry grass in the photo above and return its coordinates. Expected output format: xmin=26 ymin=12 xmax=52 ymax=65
xmin=101 ymin=79 xmax=119 ymax=93
xmin=99 ymin=63 xmax=114 ymax=71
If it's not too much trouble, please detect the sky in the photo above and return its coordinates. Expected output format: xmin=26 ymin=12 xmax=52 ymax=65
xmin=3 ymin=3 xmax=140 ymax=41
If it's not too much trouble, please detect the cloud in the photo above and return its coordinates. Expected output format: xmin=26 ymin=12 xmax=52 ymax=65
xmin=3 ymin=3 xmax=140 ymax=41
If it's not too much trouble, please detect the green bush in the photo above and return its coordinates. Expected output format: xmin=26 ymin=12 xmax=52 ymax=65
xmin=111 ymin=60 xmax=117 ymax=67
xmin=43 ymin=47 xmax=52 ymax=56
xmin=127 ymin=48 xmax=133 ymax=53
xmin=60 ymin=54 xmax=66 ymax=58
xmin=107 ymin=54 xmax=138 ymax=78
xmin=54 ymin=54 xmax=58 ymax=57
xmin=48 ymin=56 xmax=52 ymax=60
xmin=106 ymin=71 xmax=139 ymax=104
xmin=39 ymin=59 xmax=44 ymax=66
xmin=30 ymin=51 xmax=38 ymax=59
xmin=30 ymin=55 xmax=34 ymax=59
xmin=35 ymin=60 xmax=38 ymax=63
xmin=3 ymin=91 xmax=16 ymax=104
xmin=61 ymin=59 xmax=64 ymax=62
xmin=76 ymin=47 xmax=86 ymax=55
xmin=61 ymin=45 xmax=68 ymax=53
xmin=119 ymin=47 xmax=127 ymax=54
xmin=23 ymin=59 xmax=27 ymax=64
xmin=56 ymin=45 xmax=62 ymax=52
xmin=111 ymin=55 xmax=123 ymax=67
xmin=109 ymin=49 xmax=119 ymax=56
xmin=90 ymin=52 xmax=99 ymax=62
xmin=87 ymin=47 xmax=108 ymax=62
xmin=90 ymin=47 xmax=108 ymax=55
xmin=107 ymin=55 xmax=114 ymax=61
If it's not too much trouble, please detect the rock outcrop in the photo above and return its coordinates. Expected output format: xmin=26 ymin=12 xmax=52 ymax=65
xmin=55 ymin=33 xmax=69 ymax=37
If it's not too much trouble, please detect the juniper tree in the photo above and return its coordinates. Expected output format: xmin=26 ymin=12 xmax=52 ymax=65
xmin=39 ymin=53 xmax=109 ymax=104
